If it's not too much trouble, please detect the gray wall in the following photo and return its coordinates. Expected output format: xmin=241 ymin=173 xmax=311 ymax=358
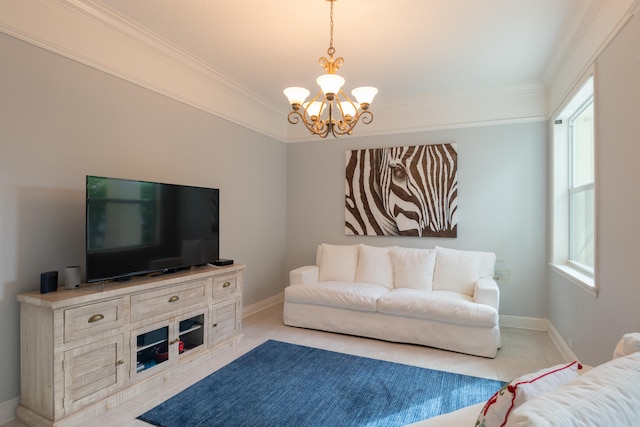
xmin=286 ymin=122 xmax=549 ymax=319
xmin=0 ymin=34 xmax=287 ymax=403
xmin=547 ymin=16 xmax=640 ymax=366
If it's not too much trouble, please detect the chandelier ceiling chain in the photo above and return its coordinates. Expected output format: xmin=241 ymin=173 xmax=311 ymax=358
xmin=328 ymin=0 xmax=334 ymax=55
xmin=283 ymin=0 xmax=378 ymax=138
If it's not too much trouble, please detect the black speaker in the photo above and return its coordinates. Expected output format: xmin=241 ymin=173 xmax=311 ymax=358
xmin=40 ymin=271 xmax=58 ymax=294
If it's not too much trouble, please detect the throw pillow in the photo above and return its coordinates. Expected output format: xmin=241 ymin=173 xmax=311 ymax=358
xmin=390 ymin=247 xmax=436 ymax=290
xmin=354 ymin=244 xmax=395 ymax=289
xmin=476 ymin=361 xmax=582 ymax=427
xmin=433 ymin=246 xmax=495 ymax=296
xmin=507 ymin=352 xmax=640 ymax=427
xmin=613 ymin=332 xmax=640 ymax=359
xmin=317 ymin=243 xmax=359 ymax=282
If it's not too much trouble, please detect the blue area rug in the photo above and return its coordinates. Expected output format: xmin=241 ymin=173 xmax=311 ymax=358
xmin=138 ymin=340 xmax=503 ymax=427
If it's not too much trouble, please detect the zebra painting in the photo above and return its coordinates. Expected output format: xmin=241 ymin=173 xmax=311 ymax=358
xmin=345 ymin=143 xmax=458 ymax=237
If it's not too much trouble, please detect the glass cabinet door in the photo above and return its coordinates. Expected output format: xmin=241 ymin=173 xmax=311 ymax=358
xmin=135 ymin=325 xmax=169 ymax=374
xmin=178 ymin=313 xmax=205 ymax=355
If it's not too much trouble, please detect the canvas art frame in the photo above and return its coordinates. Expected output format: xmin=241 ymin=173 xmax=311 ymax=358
xmin=345 ymin=143 xmax=458 ymax=237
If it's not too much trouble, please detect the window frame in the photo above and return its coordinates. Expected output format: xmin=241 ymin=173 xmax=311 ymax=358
xmin=550 ymin=72 xmax=598 ymax=297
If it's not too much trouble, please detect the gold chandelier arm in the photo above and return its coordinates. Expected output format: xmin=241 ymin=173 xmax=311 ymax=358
xmin=331 ymin=110 xmax=374 ymax=137
xmin=360 ymin=110 xmax=374 ymax=125
xmin=336 ymin=89 xmax=353 ymax=103
xmin=287 ymin=110 xmax=302 ymax=125
xmin=287 ymin=110 xmax=331 ymax=138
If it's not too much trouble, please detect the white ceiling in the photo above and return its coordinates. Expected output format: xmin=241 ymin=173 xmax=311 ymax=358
xmin=93 ymin=0 xmax=574 ymax=107
xmin=5 ymin=0 xmax=619 ymax=141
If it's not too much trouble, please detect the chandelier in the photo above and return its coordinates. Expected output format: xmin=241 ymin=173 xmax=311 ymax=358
xmin=283 ymin=0 xmax=378 ymax=138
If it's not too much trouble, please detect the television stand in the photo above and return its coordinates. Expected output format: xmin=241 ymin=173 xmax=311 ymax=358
xmin=16 ymin=263 xmax=244 ymax=427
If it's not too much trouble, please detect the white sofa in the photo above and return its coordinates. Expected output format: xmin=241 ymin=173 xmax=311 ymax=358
xmin=283 ymin=243 xmax=501 ymax=358
xmin=408 ymin=333 xmax=640 ymax=426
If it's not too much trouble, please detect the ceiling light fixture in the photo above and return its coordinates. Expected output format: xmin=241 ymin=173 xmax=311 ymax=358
xmin=284 ymin=0 xmax=378 ymax=138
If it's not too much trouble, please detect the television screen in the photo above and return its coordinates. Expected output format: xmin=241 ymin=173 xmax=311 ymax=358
xmin=86 ymin=176 xmax=219 ymax=283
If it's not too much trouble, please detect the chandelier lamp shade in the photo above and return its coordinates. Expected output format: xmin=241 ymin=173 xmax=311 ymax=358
xmin=284 ymin=0 xmax=378 ymax=138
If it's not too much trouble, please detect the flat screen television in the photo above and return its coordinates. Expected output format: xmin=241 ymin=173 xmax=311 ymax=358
xmin=86 ymin=176 xmax=220 ymax=283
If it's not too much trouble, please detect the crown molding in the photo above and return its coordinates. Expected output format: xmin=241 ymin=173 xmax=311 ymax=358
xmin=542 ymin=0 xmax=602 ymax=88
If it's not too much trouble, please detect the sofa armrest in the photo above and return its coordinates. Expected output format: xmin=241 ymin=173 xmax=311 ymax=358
xmin=289 ymin=265 xmax=320 ymax=286
xmin=473 ymin=277 xmax=500 ymax=311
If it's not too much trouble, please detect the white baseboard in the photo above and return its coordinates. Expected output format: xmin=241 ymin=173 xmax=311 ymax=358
xmin=547 ymin=322 xmax=580 ymax=363
xmin=500 ymin=314 xmax=549 ymax=331
xmin=0 ymin=396 xmax=19 ymax=425
xmin=242 ymin=292 xmax=284 ymax=318
xmin=500 ymin=315 xmax=579 ymax=363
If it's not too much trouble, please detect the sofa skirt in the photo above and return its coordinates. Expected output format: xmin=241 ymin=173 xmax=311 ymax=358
xmin=283 ymin=301 xmax=500 ymax=358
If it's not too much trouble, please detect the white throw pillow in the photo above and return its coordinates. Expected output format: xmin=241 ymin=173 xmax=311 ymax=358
xmin=613 ymin=332 xmax=640 ymax=359
xmin=317 ymin=244 xmax=359 ymax=282
xmin=390 ymin=247 xmax=436 ymax=290
xmin=476 ymin=361 xmax=582 ymax=427
xmin=433 ymin=246 xmax=495 ymax=296
xmin=507 ymin=352 xmax=640 ymax=427
xmin=354 ymin=244 xmax=395 ymax=289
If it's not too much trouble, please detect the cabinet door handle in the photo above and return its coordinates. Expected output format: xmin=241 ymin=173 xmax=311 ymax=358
xmin=223 ymin=282 xmax=231 ymax=288
xmin=116 ymin=359 xmax=124 ymax=366
xmin=168 ymin=295 xmax=180 ymax=302
xmin=88 ymin=314 xmax=104 ymax=323
xmin=212 ymin=323 xmax=218 ymax=328
xmin=169 ymin=338 xmax=180 ymax=345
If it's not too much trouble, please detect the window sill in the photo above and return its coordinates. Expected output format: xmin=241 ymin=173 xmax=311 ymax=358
xmin=550 ymin=263 xmax=598 ymax=297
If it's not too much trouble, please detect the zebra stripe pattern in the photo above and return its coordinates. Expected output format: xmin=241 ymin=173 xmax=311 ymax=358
xmin=345 ymin=143 xmax=458 ymax=237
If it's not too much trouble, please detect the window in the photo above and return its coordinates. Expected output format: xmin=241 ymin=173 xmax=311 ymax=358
xmin=551 ymin=75 xmax=597 ymax=296
xmin=569 ymin=100 xmax=595 ymax=271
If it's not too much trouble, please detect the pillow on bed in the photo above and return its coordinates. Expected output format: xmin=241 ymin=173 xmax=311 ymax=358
xmin=317 ymin=244 xmax=359 ymax=282
xmin=476 ymin=361 xmax=581 ymax=427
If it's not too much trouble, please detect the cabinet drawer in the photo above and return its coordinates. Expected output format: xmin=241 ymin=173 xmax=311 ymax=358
xmin=131 ymin=280 xmax=208 ymax=322
xmin=212 ymin=274 xmax=241 ymax=299
xmin=64 ymin=298 xmax=125 ymax=343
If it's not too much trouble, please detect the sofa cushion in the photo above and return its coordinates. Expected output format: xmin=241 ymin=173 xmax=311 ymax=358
xmin=317 ymin=243 xmax=359 ymax=282
xmin=433 ymin=246 xmax=496 ymax=296
xmin=390 ymin=247 xmax=436 ymax=290
xmin=285 ymin=282 xmax=389 ymax=312
xmin=477 ymin=361 xmax=581 ymax=427
xmin=506 ymin=351 xmax=640 ymax=427
xmin=355 ymin=244 xmax=395 ymax=289
xmin=377 ymin=288 xmax=498 ymax=326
